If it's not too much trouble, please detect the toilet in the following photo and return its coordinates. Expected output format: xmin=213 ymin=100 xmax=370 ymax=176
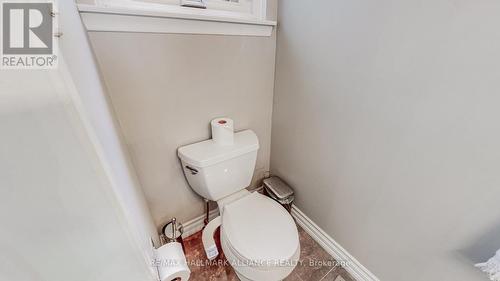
xmin=178 ymin=130 xmax=300 ymax=281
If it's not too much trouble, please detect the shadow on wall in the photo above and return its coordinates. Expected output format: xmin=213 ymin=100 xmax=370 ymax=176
xmin=458 ymin=219 xmax=500 ymax=264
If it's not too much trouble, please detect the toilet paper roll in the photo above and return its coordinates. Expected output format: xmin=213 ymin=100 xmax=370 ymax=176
xmin=211 ymin=117 xmax=234 ymax=146
xmin=155 ymin=242 xmax=191 ymax=281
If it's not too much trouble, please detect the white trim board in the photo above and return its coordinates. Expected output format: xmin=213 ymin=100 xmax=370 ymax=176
xmin=78 ymin=4 xmax=276 ymax=26
xmin=291 ymin=205 xmax=380 ymax=281
xmin=78 ymin=4 xmax=275 ymax=36
xmin=182 ymin=207 xmax=220 ymax=238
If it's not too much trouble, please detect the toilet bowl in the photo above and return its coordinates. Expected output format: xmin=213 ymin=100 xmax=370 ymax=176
xmin=178 ymin=129 xmax=300 ymax=281
xmin=221 ymin=191 xmax=299 ymax=281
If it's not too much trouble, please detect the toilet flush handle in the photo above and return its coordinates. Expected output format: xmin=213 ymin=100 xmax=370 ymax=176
xmin=185 ymin=166 xmax=198 ymax=175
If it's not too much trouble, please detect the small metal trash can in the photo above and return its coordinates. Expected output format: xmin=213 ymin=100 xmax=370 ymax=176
xmin=263 ymin=176 xmax=294 ymax=213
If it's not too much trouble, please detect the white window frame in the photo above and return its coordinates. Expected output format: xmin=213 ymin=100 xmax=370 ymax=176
xmin=95 ymin=0 xmax=266 ymax=20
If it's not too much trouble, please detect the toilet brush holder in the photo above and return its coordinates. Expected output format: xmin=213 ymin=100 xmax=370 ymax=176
xmin=162 ymin=218 xmax=185 ymax=251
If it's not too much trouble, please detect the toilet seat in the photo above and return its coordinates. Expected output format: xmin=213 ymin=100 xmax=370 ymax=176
xmin=221 ymin=192 xmax=300 ymax=280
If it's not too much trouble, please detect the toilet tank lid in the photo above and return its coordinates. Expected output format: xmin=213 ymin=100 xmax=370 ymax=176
xmin=177 ymin=130 xmax=259 ymax=168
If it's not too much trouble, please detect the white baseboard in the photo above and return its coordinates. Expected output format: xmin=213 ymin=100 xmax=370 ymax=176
xmin=291 ymin=205 xmax=380 ymax=281
xmin=182 ymin=208 xmax=219 ymax=238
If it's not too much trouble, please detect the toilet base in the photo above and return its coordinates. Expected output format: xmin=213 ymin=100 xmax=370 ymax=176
xmin=235 ymin=271 xmax=282 ymax=281
xmin=221 ymin=228 xmax=299 ymax=281
xmin=235 ymin=271 xmax=251 ymax=281
xmin=234 ymin=270 xmax=283 ymax=281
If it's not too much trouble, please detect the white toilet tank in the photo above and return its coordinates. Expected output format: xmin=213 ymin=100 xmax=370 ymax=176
xmin=178 ymin=130 xmax=259 ymax=201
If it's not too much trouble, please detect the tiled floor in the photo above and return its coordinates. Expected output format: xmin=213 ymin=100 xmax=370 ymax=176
xmin=183 ymin=225 xmax=355 ymax=281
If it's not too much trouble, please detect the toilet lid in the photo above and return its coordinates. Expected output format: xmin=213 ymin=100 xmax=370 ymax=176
xmin=222 ymin=192 xmax=299 ymax=263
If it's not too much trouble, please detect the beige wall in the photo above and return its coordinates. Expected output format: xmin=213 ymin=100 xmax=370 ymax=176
xmin=272 ymin=0 xmax=500 ymax=280
xmin=88 ymin=30 xmax=277 ymax=228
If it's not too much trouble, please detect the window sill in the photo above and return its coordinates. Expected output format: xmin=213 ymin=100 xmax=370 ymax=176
xmin=77 ymin=4 xmax=276 ymax=37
